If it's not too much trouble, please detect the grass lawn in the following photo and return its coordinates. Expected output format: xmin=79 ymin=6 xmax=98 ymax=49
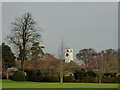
xmin=1 ymin=79 xmax=119 ymax=88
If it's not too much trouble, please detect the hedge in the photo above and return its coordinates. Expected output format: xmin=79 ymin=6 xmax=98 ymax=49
xmin=84 ymin=76 xmax=98 ymax=83
xmin=63 ymin=76 xmax=74 ymax=82
xmin=40 ymin=75 xmax=59 ymax=82
xmin=86 ymin=71 xmax=96 ymax=77
xmin=101 ymin=77 xmax=119 ymax=83
xmin=12 ymin=70 xmax=26 ymax=81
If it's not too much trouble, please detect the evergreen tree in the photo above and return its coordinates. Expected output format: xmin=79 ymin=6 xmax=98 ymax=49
xmin=1 ymin=43 xmax=16 ymax=70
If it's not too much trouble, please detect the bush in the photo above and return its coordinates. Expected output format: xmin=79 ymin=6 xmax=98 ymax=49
xmin=63 ymin=76 xmax=74 ymax=82
xmin=104 ymin=72 xmax=117 ymax=77
xmin=78 ymin=71 xmax=85 ymax=81
xmin=9 ymin=75 xmax=13 ymax=80
xmin=84 ymin=76 xmax=98 ymax=83
xmin=87 ymin=71 xmax=96 ymax=77
xmin=74 ymin=71 xmax=79 ymax=80
xmin=41 ymin=75 xmax=59 ymax=82
xmin=26 ymin=75 xmax=41 ymax=82
xmin=2 ymin=73 xmax=7 ymax=79
xmin=74 ymin=71 xmax=85 ymax=81
xmin=104 ymin=73 xmax=111 ymax=77
xmin=116 ymin=73 xmax=120 ymax=77
xmin=25 ymin=69 xmax=59 ymax=82
xmin=12 ymin=70 xmax=25 ymax=81
xmin=25 ymin=69 xmax=41 ymax=81
xmin=102 ymin=77 xmax=118 ymax=83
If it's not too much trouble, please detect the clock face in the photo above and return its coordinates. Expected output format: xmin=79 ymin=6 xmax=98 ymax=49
xmin=66 ymin=53 xmax=69 ymax=57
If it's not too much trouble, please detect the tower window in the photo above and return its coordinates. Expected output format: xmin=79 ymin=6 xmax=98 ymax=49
xmin=67 ymin=50 xmax=69 ymax=52
xmin=66 ymin=53 xmax=69 ymax=56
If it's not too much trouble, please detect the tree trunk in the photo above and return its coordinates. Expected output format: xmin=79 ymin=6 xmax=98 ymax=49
xmin=21 ymin=60 xmax=24 ymax=71
xmin=60 ymin=75 xmax=63 ymax=83
xmin=99 ymin=76 xmax=102 ymax=83
xmin=60 ymin=59 xmax=63 ymax=83
xmin=6 ymin=69 xmax=9 ymax=79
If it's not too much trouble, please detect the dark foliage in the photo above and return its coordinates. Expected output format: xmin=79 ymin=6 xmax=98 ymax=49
xmin=12 ymin=70 xmax=25 ymax=81
xmin=25 ymin=69 xmax=59 ymax=82
xmin=104 ymin=72 xmax=117 ymax=77
xmin=101 ymin=77 xmax=119 ymax=83
xmin=86 ymin=71 xmax=96 ymax=77
xmin=40 ymin=75 xmax=59 ymax=82
xmin=74 ymin=71 xmax=79 ymax=80
xmin=25 ymin=69 xmax=41 ymax=81
xmin=74 ymin=70 xmax=85 ymax=82
xmin=7 ymin=13 xmax=41 ymax=70
xmin=63 ymin=76 xmax=74 ymax=82
xmin=78 ymin=71 xmax=85 ymax=80
xmin=2 ymin=73 xmax=7 ymax=79
xmin=84 ymin=76 xmax=98 ymax=83
xmin=2 ymin=43 xmax=16 ymax=69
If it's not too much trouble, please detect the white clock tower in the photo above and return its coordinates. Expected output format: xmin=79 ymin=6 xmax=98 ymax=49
xmin=64 ymin=48 xmax=73 ymax=63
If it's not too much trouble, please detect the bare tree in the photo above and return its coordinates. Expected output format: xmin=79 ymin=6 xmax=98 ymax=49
xmin=7 ymin=13 xmax=41 ymax=71
xmin=76 ymin=48 xmax=114 ymax=83
xmin=88 ymin=49 xmax=118 ymax=83
xmin=105 ymin=49 xmax=118 ymax=73
xmin=58 ymin=40 xmax=65 ymax=83
xmin=92 ymin=51 xmax=108 ymax=83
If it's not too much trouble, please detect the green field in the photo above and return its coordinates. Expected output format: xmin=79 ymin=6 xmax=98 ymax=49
xmin=1 ymin=80 xmax=119 ymax=88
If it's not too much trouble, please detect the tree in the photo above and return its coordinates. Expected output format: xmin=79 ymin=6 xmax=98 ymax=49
xmin=58 ymin=41 xmax=65 ymax=83
xmin=105 ymin=49 xmax=118 ymax=73
xmin=92 ymin=51 xmax=108 ymax=83
xmin=31 ymin=42 xmax=44 ymax=60
xmin=76 ymin=48 xmax=96 ymax=66
xmin=2 ymin=43 xmax=16 ymax=69
xmin=89 ymin=49 xmax=118 ymax=83
xmin=1 ymin=43 xmax=16 ymax=79
xmin=76 ymin=48 xmax=118 ymax=83
xmin=7 ymin=13 xmax=41 ymax=70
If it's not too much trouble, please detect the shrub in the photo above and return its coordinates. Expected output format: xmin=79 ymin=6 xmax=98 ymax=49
xmin=26 ymin=70 xmax=59 ymax=82
xmin=12 ymin=70 xmax=26 ymax=81
xmin=84 ymin=76 xmax=98 ymax=83
xmin=25 ymin=69 xmax=41 ymax=81
xmin=40 ymin=75 xmax=59 ymax=82
xmin=2 ymin=73 xmax=7 ymax=79
xmin=63 ymin=76 xmax=74 ymax=82
xmin=74 ymin=71 xmax=79 ymax=80
xmin=104 ymin=72 xmax=117 ymax=77
xmin=74 ymin=70 xmax=85 ymax=81
xmin=25 ymin=69 xmax=36 ymax=81
xmin=102 ymin=77 xmax=118 ymax=83
xmin=116 ymin=73 xmax=120 ymax=77
xmin=104 ymin=72 xmax=111 ymax=77
xmin=78 ymin=71 xmax=85 ymax=81
xmin=87 ymin=71 xmax=96 ymax=77
xmin=9 ymin=75 xmax=13 ymax=80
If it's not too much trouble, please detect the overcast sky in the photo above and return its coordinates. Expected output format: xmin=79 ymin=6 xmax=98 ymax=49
xmin=0 ymin=2 xmax=2 ymax=44
xmin=2 ymin=2 xmax=118 ymax=59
